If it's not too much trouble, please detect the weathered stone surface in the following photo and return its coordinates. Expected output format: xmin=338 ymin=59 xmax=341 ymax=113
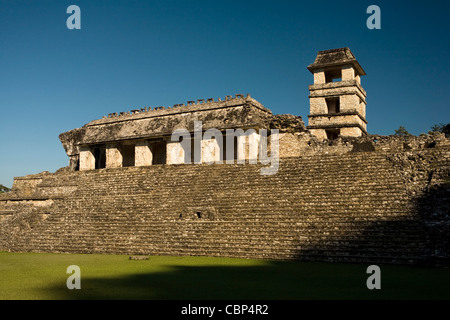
xmin=0 ymin=134 xmax=448 ymax=266
xmin=59 ymin=95 xmax=272 ymax=156
xmin=264 ymin=114 xmax=306 ymax=133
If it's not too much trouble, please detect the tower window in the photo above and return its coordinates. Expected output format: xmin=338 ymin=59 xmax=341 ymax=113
xmin=326 ymin=129 xmax=340 ymax=140
xmin=325 ymin=69 xmax=342 ymax=83
xmin=326 ymin=97 xmax=340 ymax=114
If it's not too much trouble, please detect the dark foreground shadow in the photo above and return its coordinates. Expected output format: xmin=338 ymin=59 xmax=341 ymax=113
xmin=46 ymin=260 xmax=368 ymax=300
xmin=44 ymin=257 xmax=450 ymax=300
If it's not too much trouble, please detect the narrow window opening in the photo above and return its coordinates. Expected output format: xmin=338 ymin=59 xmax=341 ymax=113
xmin=196 ymin=211 xmax=202 ymax=219
xmin=326 ymin=97 xmax=340 ymax=114
xmin=326 ymin=129 xmax=340 ymax=140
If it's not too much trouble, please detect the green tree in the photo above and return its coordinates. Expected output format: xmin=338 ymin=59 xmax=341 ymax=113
xmin=394 ymin=126 xmax=409 ymax=136
xmin=444 ymin=124 xmax=450 ymax=137
xmin=0 ymin=184 xmax=11 ymax=193
xmin=429 ymin=123 xmax=450 ymax=137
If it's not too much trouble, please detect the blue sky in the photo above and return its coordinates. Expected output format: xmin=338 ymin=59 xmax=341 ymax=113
xmin=0 ymin=0 xmax=449 ymax=187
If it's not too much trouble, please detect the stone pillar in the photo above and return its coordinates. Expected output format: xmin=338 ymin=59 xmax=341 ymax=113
xmin=69 ymin=155 xmax=79 ymax=171
xmin=106 ymin=143 xmax=123 ymax=168
xmin=79 ymin=146 xmax=95 ymax=171
xmin=236 ymin=130 xmax=259 ymax=163
xmin=236 ymin=134 xmax=246 ymax=164
xmin=201 ymin=138 xmax=221 ymax=164
xmin=135 ymin=140 xmax=153 ymax=166
xmin=248 ymin=131 xmax=260 ymax=164
xmin=313 ymin=70 xmax=325 ymax=84
xmin=341 ymin=65 xmax=355 ymax=81
xmin=166 ymin=141 xmax=185 ymax=165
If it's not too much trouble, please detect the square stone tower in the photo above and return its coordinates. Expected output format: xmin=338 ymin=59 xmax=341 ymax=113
xmin=307 ymin=48 xmax=367 ymax=140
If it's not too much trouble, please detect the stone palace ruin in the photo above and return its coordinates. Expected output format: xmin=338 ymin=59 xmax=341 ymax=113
xmin=1 ymin=48 xmax=449 ymax=265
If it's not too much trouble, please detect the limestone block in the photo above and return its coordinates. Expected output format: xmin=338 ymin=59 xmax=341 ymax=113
xmin=106 ymin=144 xmax=123 ymax=168
xmin=309 ymin=97 xmax=327 ymax=115
xmin=11 ymin=177 xmax=44 ymax=196
xmin=248 ymin=131 xmax=260 ymax=163
xmin=236 ymin=130 xmax=259 ymax=163
xmin=313 ymin=70 xmax=325 ymax=84
xmin=358 ymin=99 xmax=366 ymax=118
xmin=341 ymin=65 xmax=355 ymax=81
xmin=201 ymin=138 xmax=221 ymax=164
xmin=278 ymin=133 xmax=302 ymax=158
xmin=340 ymin=94 xmax=359 ymax=112
xmin=308 ymin=129 xmax=327 ymax=140
xmin=135 ymin=141 xmax=153 ymax=166
xmin=79 ymin=146 xmax=95 ymax=171
xmin=166 ymin=141 xmax=185 ymax=165
xmin=236 ymin=135 xmax=246 ymax=163
xmin=340 ymin=127 xmax=363 ymax=137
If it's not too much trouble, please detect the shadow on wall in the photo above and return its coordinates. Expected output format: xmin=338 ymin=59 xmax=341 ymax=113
xmin=416 ymin=182 xmax=450 ymax=265
xmin=293 ymin=182 xmax=450 ymax=267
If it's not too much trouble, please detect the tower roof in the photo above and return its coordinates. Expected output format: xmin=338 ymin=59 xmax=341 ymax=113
xmin=307 ymin=47 xmax=366 ymax=76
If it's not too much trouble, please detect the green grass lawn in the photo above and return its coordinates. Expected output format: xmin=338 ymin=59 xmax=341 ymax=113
xmin=0 ymin=251 xmax=449 ymax=300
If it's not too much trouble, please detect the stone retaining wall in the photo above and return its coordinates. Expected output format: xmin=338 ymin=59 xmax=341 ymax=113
xmin=0 ymin=134 xmax=449 ymax=266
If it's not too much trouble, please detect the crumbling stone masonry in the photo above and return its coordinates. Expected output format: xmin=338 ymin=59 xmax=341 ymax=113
xmin=59 ymin=94 xmax=283 ymax=171
xmin=0 ymin=48 xmax=449 ymax=266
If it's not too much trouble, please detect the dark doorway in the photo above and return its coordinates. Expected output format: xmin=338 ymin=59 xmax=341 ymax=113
xmin=151 ymin=141 xmax=167 ymax=165
xmin=122 ymin=144 xmax=135 ymax=167
xmin=93 ymin=145 xmax=106 ymax=169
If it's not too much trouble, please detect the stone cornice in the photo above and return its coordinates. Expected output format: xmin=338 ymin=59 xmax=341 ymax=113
xmin=308 ymin=80 xmax=367 ymax=98
xmin=86 ymin=94 xmax=272 ymax=128
xmin=307 ymin=123 xmax=368 ymax=135
xmin=308 ymin=111 xmax=368 ymax=124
